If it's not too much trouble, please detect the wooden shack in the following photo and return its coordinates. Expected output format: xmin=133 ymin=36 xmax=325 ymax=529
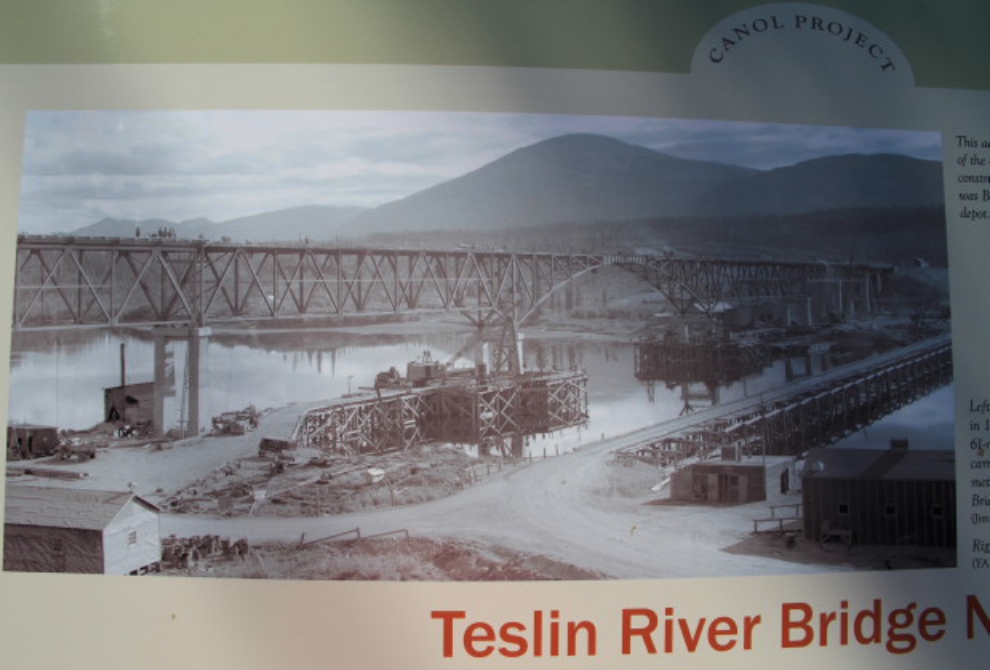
xmin=670 ymin=458 xmax=767 ymax=504
xmin=6 ymin=424 xmax=59 ymax=461
xmin=801 ymin=444 xmax=955 ymax=548
xmin=3 ymin=486 xmax=161 ymax=574
xmin=103 ymin=381 xmax=155 ymax=425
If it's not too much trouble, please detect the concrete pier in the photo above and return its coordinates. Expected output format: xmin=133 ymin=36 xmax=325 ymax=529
xmin=153 ymin=326 xmax=212 ymax=437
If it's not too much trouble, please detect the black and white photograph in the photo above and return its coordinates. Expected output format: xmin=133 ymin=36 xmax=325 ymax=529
xmin=3 ymin=110 xmax=953 ymax=580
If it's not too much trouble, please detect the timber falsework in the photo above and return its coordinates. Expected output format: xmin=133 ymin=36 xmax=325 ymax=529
xmin=294 ymin=370 xmax=589 ymax=457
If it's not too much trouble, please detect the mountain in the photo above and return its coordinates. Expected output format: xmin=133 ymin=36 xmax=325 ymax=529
xmin=71 ymin=205 xmax=365 ymax=242
xmin=347 ymin=134 xmax=759 ymax=233
xmin=345 ymin=135 xmax=943 ymax=235
xmin=693 ymin=154 xmax=944 ymax=217
xmin=74 ymin=217 xmax=186 ymax=238
xmin=209 ymin=205 xmax=365 ymax=241
xmin=67 ymin=136 xmax=944 ymax=242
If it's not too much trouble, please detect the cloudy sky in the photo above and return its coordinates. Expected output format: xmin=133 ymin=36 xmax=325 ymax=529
xmin=18 ymin=110 xmax=942 ymax=234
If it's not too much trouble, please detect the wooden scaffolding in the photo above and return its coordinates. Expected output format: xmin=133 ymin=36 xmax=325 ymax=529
xmin=296 ymin=371 xmax=588 ymax=456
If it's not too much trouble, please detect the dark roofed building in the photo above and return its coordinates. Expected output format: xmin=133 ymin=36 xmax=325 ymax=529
xmin=104 ymin=381 xmax=155 ymax=426
xmin=6 ymin=423 xmax=59 ymax=461
xmin=801 ymin=444 xmax=954 ymax=548
xmin=669 ymin=458 xmax=767 ymax=504
xmin=3 ymin=486 xmax=161 ymax=574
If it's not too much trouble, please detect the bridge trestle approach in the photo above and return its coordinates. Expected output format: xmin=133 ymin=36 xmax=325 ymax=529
xmin=295 ymin=371 xmax=588 ymax=457
xmin=13 ymin=236 xmax=889 ymax=330
xmin=625 ymin=340 xmax=952 ymax=466
xmin=753 ymin=346 xmax=951 ymax=456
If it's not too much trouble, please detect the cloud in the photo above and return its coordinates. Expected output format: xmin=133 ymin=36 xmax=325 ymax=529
xmin=607 ymin=120 xmax=941 ymax=169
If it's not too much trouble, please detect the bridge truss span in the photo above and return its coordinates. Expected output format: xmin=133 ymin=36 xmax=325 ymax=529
xmin=613 ymin=255 xmax=886 ymax=316
xmin=12 ymin=235 xmax=890 ymax=330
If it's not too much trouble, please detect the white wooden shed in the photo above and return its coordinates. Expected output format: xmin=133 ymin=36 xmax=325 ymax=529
xmin=3 ymin=486 xmax=161 ymax=574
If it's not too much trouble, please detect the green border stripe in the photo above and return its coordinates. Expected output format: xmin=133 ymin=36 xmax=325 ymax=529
xmin=1 ymin=1 xmax=988 ymax=89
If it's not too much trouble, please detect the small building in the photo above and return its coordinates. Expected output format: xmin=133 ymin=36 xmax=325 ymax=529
xmin=670 ymin=458 xmax=767 ymax=504
xmin=3 ymin=486 xmax=161 ymax=574
xmin=801 ymin=444 xmax=955 ymax=548
xmin=104 ymin=381 xmax=155 ymax=425
xmin=6 ymin=423 xmax=59 ymax=461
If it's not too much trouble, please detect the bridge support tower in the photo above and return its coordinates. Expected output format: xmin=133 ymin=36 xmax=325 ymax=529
xmin=153 ymin=326 xmax=212 ymax=437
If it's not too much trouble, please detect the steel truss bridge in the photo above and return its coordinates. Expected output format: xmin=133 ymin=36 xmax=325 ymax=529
xmin=13 ymin=236 xmax=890 ymax=331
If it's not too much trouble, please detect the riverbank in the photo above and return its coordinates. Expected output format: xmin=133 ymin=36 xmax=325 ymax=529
xmin=160 ymin=536 xmax=604 ymax=581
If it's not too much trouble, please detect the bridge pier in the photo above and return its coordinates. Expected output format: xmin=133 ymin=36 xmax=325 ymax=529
xmin=781 ymin=299 xmax=812 ymax=327
xmin=803 ymin=273 xmax=882 ymax=325
xmin=153 ymin=326 xmax=212 ymax=437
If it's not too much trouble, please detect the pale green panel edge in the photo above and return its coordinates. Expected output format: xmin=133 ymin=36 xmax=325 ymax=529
xmin=0 ymin=0 xmax=988 ymax=89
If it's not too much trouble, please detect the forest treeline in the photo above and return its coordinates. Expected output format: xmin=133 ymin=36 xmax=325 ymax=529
xmin=351 ymin=205 xmax=946 ymax=267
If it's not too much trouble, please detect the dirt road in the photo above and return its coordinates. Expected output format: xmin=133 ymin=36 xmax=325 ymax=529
xmin=160 ymin=337 xmax=947 ymax=579
xmin=158 ymin=412 xmax=812 ymax=579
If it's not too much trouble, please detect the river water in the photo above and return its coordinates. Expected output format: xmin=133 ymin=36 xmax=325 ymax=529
xmin=6 ymin=328 xmax=953 ymax=457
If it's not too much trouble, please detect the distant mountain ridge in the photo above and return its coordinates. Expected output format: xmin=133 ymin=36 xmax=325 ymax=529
xmin=71 ymin=204 xmax=365 ymax=241
xmin=350 ymin=135 xmax=942 ymax=232
xmin=66 ymin=133 xmax=944 ymax=241
xmin=694 ymin=153 xmax=944 ymax=217
xmin=349 ymin=134 xmax=761 ymax=233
